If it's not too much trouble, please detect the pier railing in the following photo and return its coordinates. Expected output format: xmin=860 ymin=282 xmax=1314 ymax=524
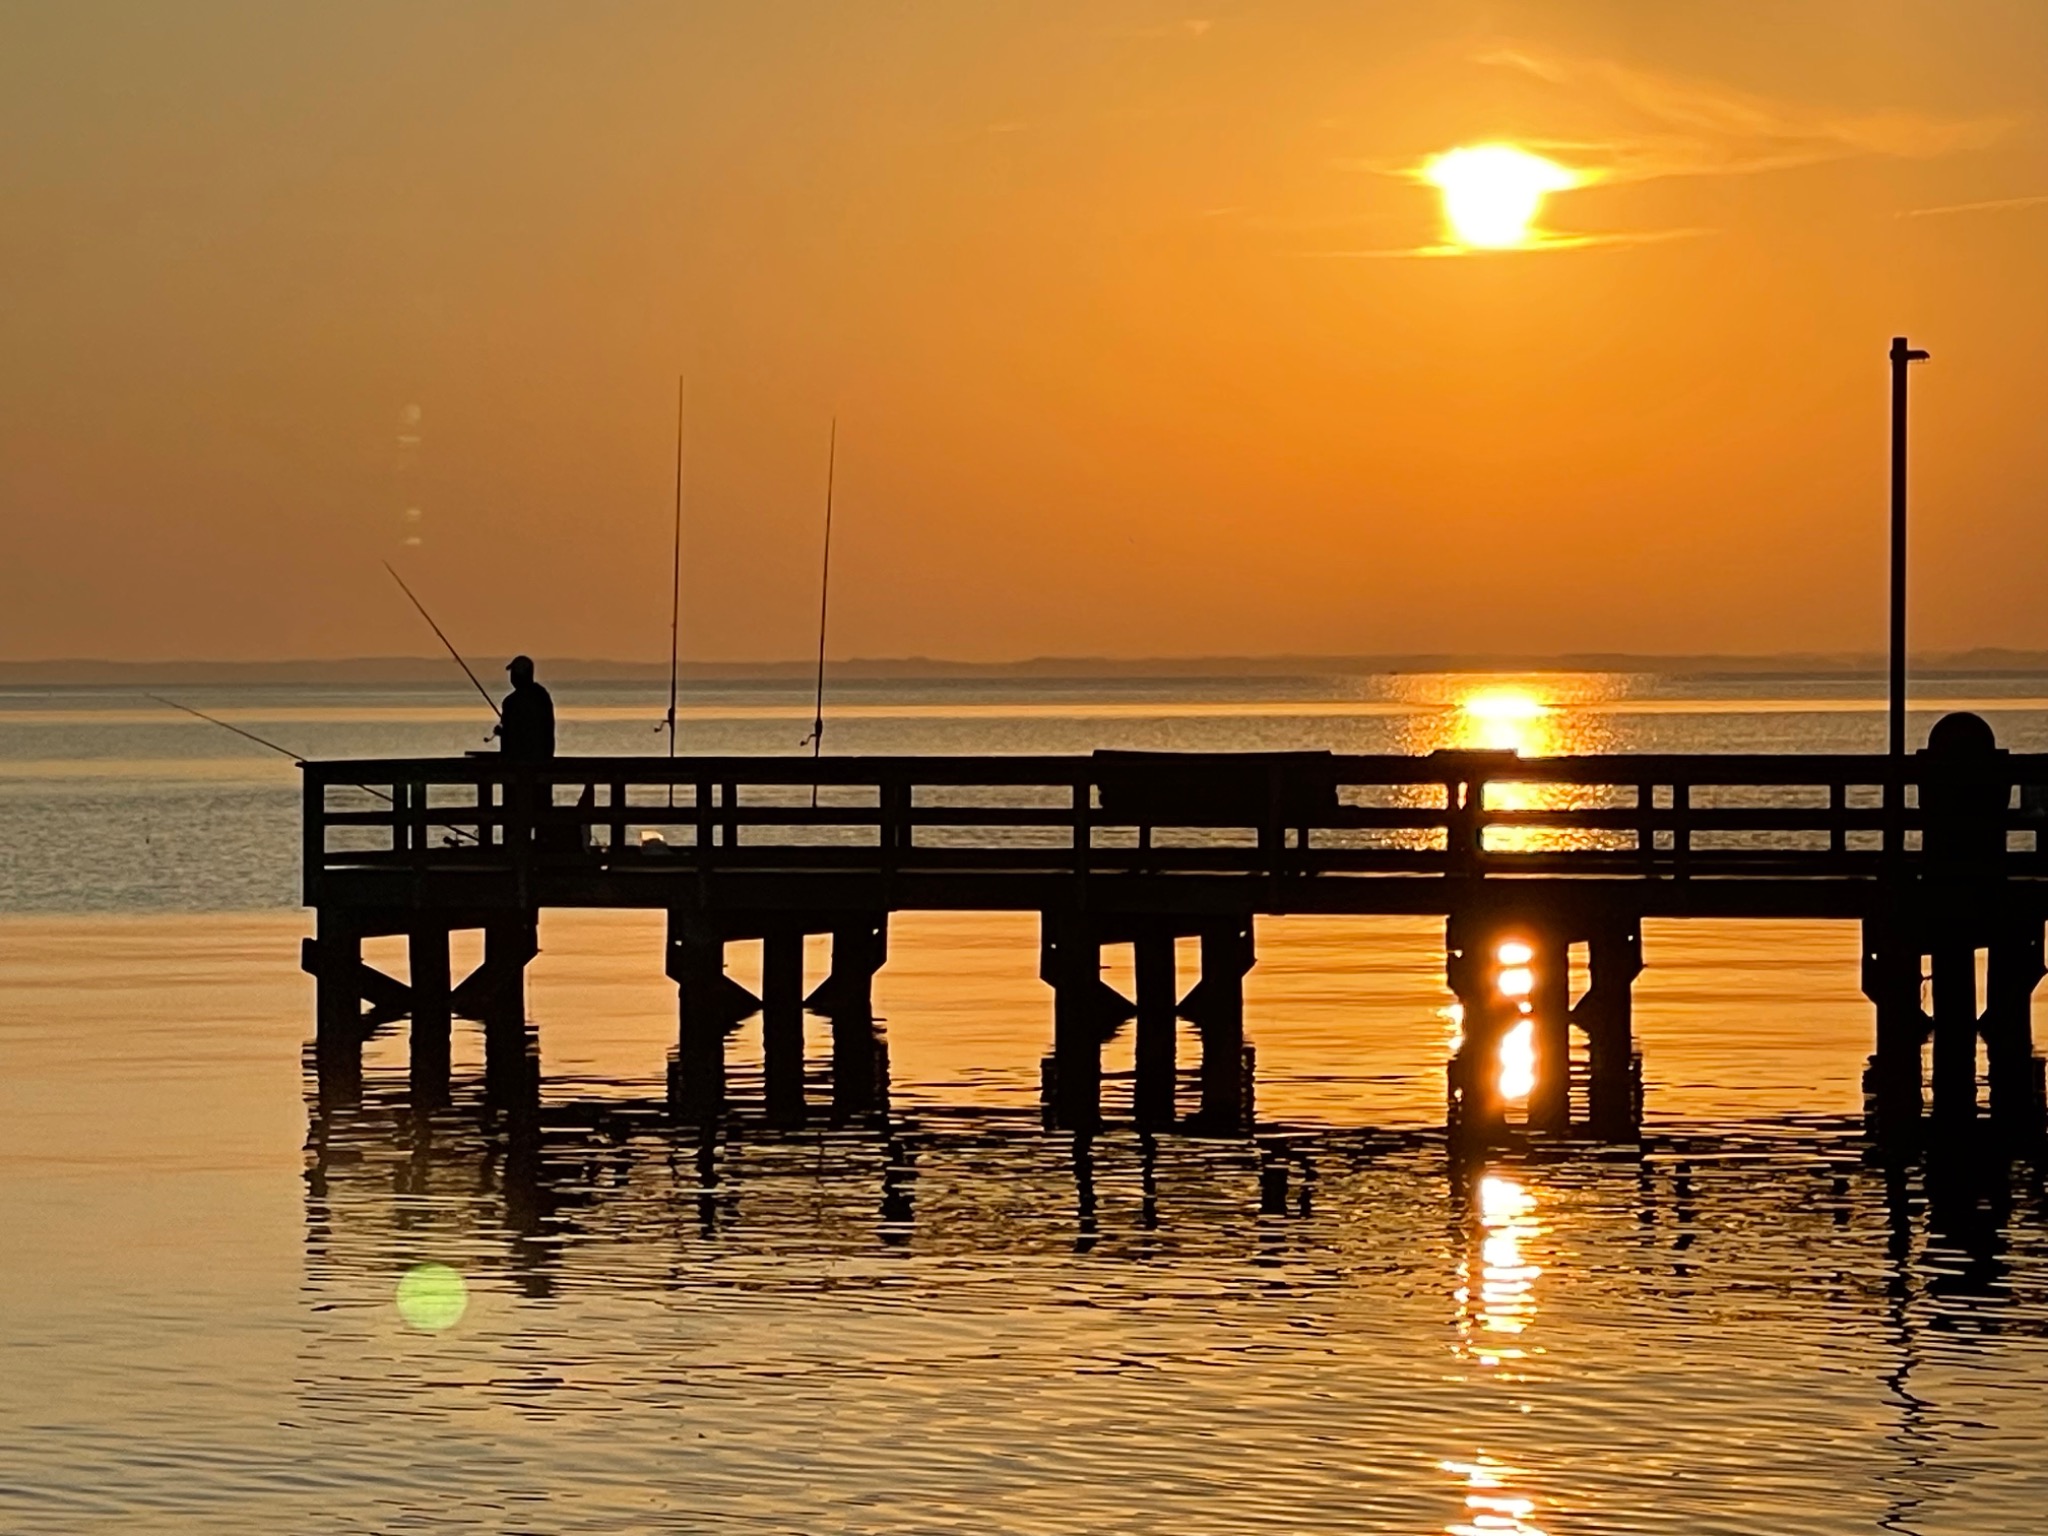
xmin=302 ymin=750 xmax=2048 ymax=903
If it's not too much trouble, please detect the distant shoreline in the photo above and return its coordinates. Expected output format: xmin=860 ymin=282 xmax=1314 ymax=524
xmin=7 ymin=650 xmax=2048 ymax=686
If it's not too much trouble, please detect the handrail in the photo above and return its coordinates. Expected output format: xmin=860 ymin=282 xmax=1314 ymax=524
xmin=302 ymin=750 xmax=2048 ymax=904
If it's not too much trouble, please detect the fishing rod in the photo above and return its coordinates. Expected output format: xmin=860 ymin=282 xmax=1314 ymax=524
xmin=662 ymin=375 xmax=687 ymax=806
xmin=143 ymin=693 xmax=478 ymax=844
xmin=800 ymin=418 xmax=837 ymax=776
xmin=382 ymin=560 xmax=502 ymax=723
xmin=146 ymin=693 xmax=308 ymax=762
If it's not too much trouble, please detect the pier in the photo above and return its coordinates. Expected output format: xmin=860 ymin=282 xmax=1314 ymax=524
xmin=302 ymin=725 xmax=2048 ymax=1150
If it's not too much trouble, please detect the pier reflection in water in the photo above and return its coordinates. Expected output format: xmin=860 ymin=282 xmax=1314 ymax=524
xmin=297 ymin=1055 xmax=2048 ymax=1536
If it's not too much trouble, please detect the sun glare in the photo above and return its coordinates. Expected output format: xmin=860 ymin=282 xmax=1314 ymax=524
xmin=1422 ymin=144 xmax=1577 ymax=250
xmin=1461 ymin=689 xmax=1548 ymax=723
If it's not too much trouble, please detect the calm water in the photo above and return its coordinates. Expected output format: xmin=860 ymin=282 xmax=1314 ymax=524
xmin=5 ymin=671 xmax=2048 ymax=1533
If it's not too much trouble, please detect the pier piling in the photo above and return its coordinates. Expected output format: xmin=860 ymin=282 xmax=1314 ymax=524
xmin=815 ymin=921 xmax=889 ymax=1121
xmin=1446 ymin=916 xmax=1507 ymax=1147
xmin=1581 ymin=921 xmax=1643 ymax=1140
xmin=481 ymin=917 xmax=537 ymax=1108
xmin=1930 ymin=942 xmax=1979 ymax=1128
xmin=1042 ymin=913 xmax=1108 ymax=1133
xmin=408 ymin=924 xmax=451 ymax=1109
xmin=1185 ymin=920 xmax=1254 ymax=1134
xmin=1133 ymin=929 xmax=1178 ymax=1128
xmin=1862 ymin=916 xmax=1926 ymax=1143
xmin=1984 ymin=923 xmax=2044 ymax=1144
xmin=1528 ymin=930 xmax=1572 ymax=1137
xmin=761 ymin=928 xmax=807 ymax=1127
xmin=667 ymin=912 xmax=740 ymax=1124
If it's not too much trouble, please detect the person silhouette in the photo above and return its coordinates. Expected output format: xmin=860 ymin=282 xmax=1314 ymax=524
xmin=499 ymin=655 xmax=555 ymax=762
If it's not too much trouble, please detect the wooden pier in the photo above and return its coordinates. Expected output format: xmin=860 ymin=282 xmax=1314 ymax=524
xmin=302 ymin=721 xmax=2048 ymax=1149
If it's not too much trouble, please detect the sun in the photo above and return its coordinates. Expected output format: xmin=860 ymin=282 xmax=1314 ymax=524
xmin=1422 ymin=144 xmax=1579 ymax=250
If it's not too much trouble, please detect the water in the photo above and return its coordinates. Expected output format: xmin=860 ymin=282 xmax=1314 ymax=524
xmin=5 ymin=670 xmax=2048 ymax=1533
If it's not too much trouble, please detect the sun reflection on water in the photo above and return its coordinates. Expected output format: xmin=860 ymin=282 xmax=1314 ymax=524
xmin=1447 ymin=1173 xmax=1547 ymax=1534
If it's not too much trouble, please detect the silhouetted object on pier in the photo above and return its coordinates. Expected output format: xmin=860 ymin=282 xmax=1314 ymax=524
xmin=498 ymin=656 xmax=555 ymax=762
xmin=1862 ymin=712 xmax=2047 ymax=1152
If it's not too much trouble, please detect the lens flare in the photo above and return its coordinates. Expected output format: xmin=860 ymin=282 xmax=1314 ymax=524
xmin=1422 ymin=144 xmax=1579 ymax=250
xmin=395 ymin=1263 xmax=469 ymax=1332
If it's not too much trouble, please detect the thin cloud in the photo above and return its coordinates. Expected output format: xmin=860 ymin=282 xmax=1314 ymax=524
xmin=1308 ymin=227 xmax=1712 ymax=260
xmin=1113 ymin=18 xmax=1217 ymax=41
xmin=1901 ymin=192 xmax=2048 ymax=218
xmin=1480 ymin=49 xmax=2011 ymax=185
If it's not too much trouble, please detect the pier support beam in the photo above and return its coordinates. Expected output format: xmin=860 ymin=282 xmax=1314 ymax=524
xmin=1862 ymin=916 xmax=1926 ymax=1145
xmin=1984 ymin=923 xmax=2044 ymax=1145
xmin=1446 ymin=916 xmax=1506 ymax=1148
xmin=1182 ymin=919 xmax=1255 ymax=1134
xmin=667 ymin=912 xmax=752 ymax=1125
xmin=482 ymin=916 xmax=538 ymax=1111
xmin=1930 ymin=942 xmax=1978 ymax=1129
xmin=312 ymin=911 xmax=363 ymax=1106
xmin=409 ymin=925 xmax=452 ymax=1110
xmin=813 ymin=920 xmax=889 ymax=1122
xmin=1133 ymin=929 xmax=1178 ymax=1129
xmin=1527 ymin=931 xmax=1572 ymax=1137
xmin=1580 ymin=923 xmax=1644 ymax=1142
xmin=761 ymin=928 xmax=807 ymax=1128
xmin=1042 ymin=914 xmax=1108 ymax=1133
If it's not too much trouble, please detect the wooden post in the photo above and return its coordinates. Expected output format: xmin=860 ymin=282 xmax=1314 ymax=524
xmin=1984 ymin=922 xmax=2044 ymax=1143
xmin=1929 ymin=942 xmax=1978 ymax=1128
xmin=1445 ymin=914 xmax=1505 ymax=1148
xmin=667 ymin=911 xmax=729 ymax=1125
xmin=1583 ymin=922 xmax=1643 ymax=1141
xmin=1133 ymin=929 xmax=1178 ymax=1128
xmin=814 ymin=920 xmax=889 ymax=1121
xmin=312 ymin=909 xmax=363 ymax=1105
xmin=1190 ymin=920 xmax=1253 ymax=1134
xmin=482 ymin=916 xmax=537 ymax=1110
xmin=409 ymin=924 xmax=452 ymax=1110
xmin=1861 ymin=917 xmax=1925 ymax=1145
xmin=761 ymin=928 xmax=807 ymax=1127
xmin=1527 ymin=930 xmax=1571 ymax=1136
xmin=1042 ymin=912 xmax=1103 ymax=1133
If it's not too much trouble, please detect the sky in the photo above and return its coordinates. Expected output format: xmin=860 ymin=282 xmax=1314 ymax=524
xmin=5 ymin=0 xmax=2048 ymax=664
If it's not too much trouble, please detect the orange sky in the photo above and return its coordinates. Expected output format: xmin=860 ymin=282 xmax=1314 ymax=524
xmin=5 ymin=2 xmax=2048 ymax=663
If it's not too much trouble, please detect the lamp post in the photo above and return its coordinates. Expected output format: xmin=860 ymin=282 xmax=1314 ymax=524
xmin=1889 ymin=336 xmax=1929 ymax=757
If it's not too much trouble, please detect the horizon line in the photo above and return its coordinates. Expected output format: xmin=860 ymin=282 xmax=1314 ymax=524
xmin=10 ymin=647 xmax=2048 ymax=684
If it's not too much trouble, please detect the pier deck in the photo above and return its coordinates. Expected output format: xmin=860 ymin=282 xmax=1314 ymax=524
xmin=302 ymin=747 xmax=2048 ymax=1147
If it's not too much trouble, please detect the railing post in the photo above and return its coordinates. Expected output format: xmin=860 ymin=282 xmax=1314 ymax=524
xmin=880 ymin=773 xmax=910 ymax=868
xmin=410 ymin=780 xmax=431 ymax=872
xmin=611 ymin=780 xmax=629 ymax=852
xmin=1829 ymin=783 xmax=1847 ymax=860
xmin=1073 ymin=776 xmax=1092 ymax=884
xmin=1672 ymin=781 xmax=1690 ymax=879
xmin=1446 ymin=776 xmax=1477 ymax=875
